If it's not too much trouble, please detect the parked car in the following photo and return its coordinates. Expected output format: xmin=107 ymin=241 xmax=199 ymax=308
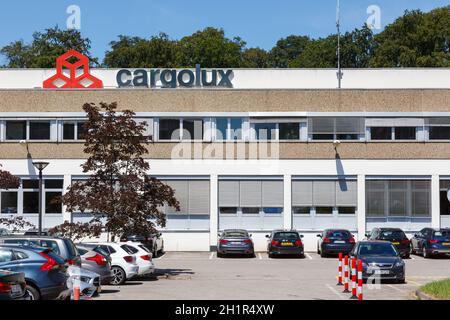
xmin=83 ymin=242 xmax=139 ymax=285
xmin=120 ymin=232 xmax=164 ymax=258
xmin=66 ymin=265 xmax=101 ymax=298
xmin=0 ymin=235 xmax=81 ymax=266
xmin=366 ymin=228 xmax=411 ymax=258
xmin=350 ymin=240 xmax=405 ymax=283
xmin=75 ymin=245 xmax=113 ymax=285
xmin=217 ymin=229 xmax=254 ymax=257
xmin=0 ymin=245 xmax=67 ymax=300
xmin=266 ymin=230 xmax=304 ymax=258
xmin=411 ymin=228 xmax=450 ymax=258
xmin=0 ymin=270 xmax=29 ymax=300
xmin=119 ymin=242 xmax=155 ymax=276
xmin=24 ymin=229 xmax=51 ymax=236
xmin=317 ymin=229 xmax=355 ymax=257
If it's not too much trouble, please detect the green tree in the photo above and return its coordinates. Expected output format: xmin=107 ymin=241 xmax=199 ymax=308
xmin=104 ymin=33 xmax=178 ymax=68
xmin=176 ymin=27 xmax=245 ymax=67
xmin=370 ymin=7 xmax=450 ymax=67
xmin=268 ymin=35 xmax=311 ymax=67
xmin=0 ymin=26 xmax=97 ymax=67
xmin=290 ymin=35 xmax=336 ymax=68
xmin=241 ymin=48 xmax=269 ymax=68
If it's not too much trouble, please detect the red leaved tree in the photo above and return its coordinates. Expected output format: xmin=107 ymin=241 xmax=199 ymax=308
xmin=50 ymin=102 xmax=179 ymax=240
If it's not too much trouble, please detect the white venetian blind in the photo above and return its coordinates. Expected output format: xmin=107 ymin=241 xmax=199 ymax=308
xmin=239 ymin=181 xmax=262 ymax=207
xmin=313 ymin=181 xmax=336 ymax=206
xmin=262 ymin=181 xmax=283 ymax=207
xmin=335 ymin=180 xmax=357 ymax=206
xmin=188 ymin=180 xmax=210 ymax=214
xmin=292 ymin=180 xmax=313 ymax=206
xmin=218 ymin=181 xmax=240 ymax=207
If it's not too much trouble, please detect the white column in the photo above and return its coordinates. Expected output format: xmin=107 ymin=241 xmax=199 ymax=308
xmin=209 ymin=174 xmax=218 ymax=250
xmin=431 ymin=174 xmax=441 ymax=228
xmin=283 ymin=174 xmax=292 ymax=230
xmin=357 ymin=175 xmax=366 ymax=240
xmin=62 ymin=174 xmax=71 ymax=223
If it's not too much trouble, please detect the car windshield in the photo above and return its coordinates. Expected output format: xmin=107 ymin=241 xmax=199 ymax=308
xmin=223 ymin=231 xmax=248 ymax=238
xmin=379 ymin=230 xmax=407 ymax=240
xmin=434 ymin=231 xmax=450 ymax=238
xmin=121 ymin=245 xmax=138 ymax=254
xmin=63 ymin=239 xmax=79 ymax=257
xmin=326 ymin=230 xmax=350 ymax=238
xmin=93 ymin=246 xmax=110 ymax=257
xmin=273 ymin=232 xmax=299 ymax=240
xmin=358 ymin=243 xmax=398 ymax=256
xmin=138 ymin=245 xmax=150 ymax=253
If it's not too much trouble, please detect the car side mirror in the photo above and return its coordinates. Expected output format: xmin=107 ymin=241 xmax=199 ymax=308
xmin=265 ymin=235 xmax=270 ymax=238
xmin=316 ymin=234 xmax=322 ymax=238
xmin=300 ymin=235 xmax=304 ymax=238
xmin=365 ymin=233 xmax=370 ymax=238
xmin=249 ymin=234 xmax=252 ymax=237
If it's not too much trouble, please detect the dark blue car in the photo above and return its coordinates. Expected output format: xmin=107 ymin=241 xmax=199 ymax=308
xmin=411 ymin=228 xmax=450 ymax=258
xmin=0 ymin=245 xmax=68 ymax=300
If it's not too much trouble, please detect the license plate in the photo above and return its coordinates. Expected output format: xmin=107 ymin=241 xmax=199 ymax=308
xmin=442 ymin=242 xmax=450 ymax=246
xmin=11 ymin=284 xmax=22 ymax=295
xmin=373 ymin=270 xmax=390 ymax=275
xmin=230 ymin=242 xmax=242 ymax=245
xmin=392 ymin=242 xmax=400 ymax=245
xmin=281 ymin=242 xmax=293 ymax=246
xmin=334 ymin=241 xmax=345 ymax=244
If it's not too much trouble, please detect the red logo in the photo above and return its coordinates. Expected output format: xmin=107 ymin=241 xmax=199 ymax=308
xmin=43 ymin=50 xmax=103 ymax=89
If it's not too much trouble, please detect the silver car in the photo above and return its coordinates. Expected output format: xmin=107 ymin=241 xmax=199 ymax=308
xmin=76 ymin=245 xmax=113 ymax=285
xmin=66 ymin=266 xmax=101 ymax=299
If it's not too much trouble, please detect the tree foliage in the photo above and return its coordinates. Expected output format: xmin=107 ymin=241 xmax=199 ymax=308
xmin=50 ymin=102 xmax=179 ymax=239
xmin=1 ymin=26 xmax=97 ymax=68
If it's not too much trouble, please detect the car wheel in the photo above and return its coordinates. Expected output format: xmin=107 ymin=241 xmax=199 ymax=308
xmin=26 ymin=284 xmax=40 ymax=300
xmin=111 ymin=266 xmax=126 ymax=285
xmin=397 ymin=278 xmax=406 ymax=284
xmin=268 ymin=253 xmax=274 ymax=259
xmin=153 ymin=246 xmax=158 ymax=258
xmin=320 ymin=251 xmax=327 ymax=258
xmin=411 ymin=246 xmax=416 ymax=255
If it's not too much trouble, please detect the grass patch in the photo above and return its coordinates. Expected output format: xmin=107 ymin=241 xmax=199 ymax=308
xmin=421 ymin=278 xmax=450 ymax=300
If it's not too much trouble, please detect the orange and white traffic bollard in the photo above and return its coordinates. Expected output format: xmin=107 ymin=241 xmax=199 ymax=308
xmin=337 ymin=253 xmax=343 ymax=286
xmin=357 ymin=259 xmax=363 ymax=300
xmin=350 ymin=257 xmax=357 ymax=299
xmin=73 ymin=286 xmax=80 ymax=301
xmin=342 ymin=255 xmax=350 ymax=293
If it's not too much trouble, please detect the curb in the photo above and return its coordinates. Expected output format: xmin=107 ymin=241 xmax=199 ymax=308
xmin=415 ymin=289 xmax=438 ymax=300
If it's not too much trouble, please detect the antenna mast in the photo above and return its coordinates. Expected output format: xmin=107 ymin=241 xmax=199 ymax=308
xmin=336 ymin=0 xmax=343 ymax=88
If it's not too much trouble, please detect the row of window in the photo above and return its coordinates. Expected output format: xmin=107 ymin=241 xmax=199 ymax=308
xmin=2 ymin=117 xmax=450 ymax=142
xmin=0 ymin=177 xmax=436 ymax=218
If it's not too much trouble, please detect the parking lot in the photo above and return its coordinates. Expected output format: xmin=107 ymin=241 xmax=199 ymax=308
xmin=96 ymin=252 xmax=450 ymax=300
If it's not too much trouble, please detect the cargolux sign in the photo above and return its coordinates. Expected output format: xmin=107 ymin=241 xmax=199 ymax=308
xmin=43 ymin=50 xmax=103 ymax=89
xmin=116 ymin=65 xmax=234 ymax=88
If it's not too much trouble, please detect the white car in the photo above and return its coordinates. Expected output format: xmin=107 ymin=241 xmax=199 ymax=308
xmin=120 ymin=242 xmax=155 ymax=276
xmin=84 ymin=242 xmax=139 ymax=285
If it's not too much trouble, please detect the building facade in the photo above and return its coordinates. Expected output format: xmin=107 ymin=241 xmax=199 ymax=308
xmin=1 ymin=63 xmax=450 ymax=251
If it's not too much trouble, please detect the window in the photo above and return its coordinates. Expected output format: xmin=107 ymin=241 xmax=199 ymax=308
xmin=216 ymin=118 xmax=228 ymax=140
xmin=263 ymin=207 xmax=283 ymax=214
xmin=1 ymin=192 xmax=17 ymax=214
xmin=0 ymin=249 xmax=13 ymax=263
xmin=230 ymin=118 xmax=243 ymax=140
xmin=370 ymin=127 xmax=391 ymax=140
xmin=292 ymin=206 xmax=311 ymax=214
xmin=29 ymin=122 xmax=50 ymax=140
xmin=45 ymin=192 xmax=62 ymax=214
xmin=77 ymin=122 xmax=86 ymax=140
xmin=23 ymin=180 xmax=39 ymax=189
xmin=63 ymin=123 xmax=75 ymax=140
xmin=219 ymin=207 xmax=237 ymax=214
xmin=5 ymin=121 xmax=26 ymax=140
xmin=395 ymin=127 xmax=416 ymax=140
xmin=366 ymin=179 xmax=431 ymax=217
xmin=429 ymin=127 xmax=450 ymax=140
xmin=242 ymin=207 xmax=260 ymax=214
xmin=14 ymin=251 xmax=29 ymax=260
xmin=315 ymin=207 xmax=333 ymax=214
xmin=40 ymin=240 xmax=60 ymax=254
xmin=279 ymin=123 xmax=300 ymax=140
xmin=159 ymin=119 xmax=180 ymax=140
xmin=45 ymin=180 xmax=63 ymax=189
xmin=338 ymin=207 xmax=356 ymax=214
xmin=182 ymin=119 xmax=203 ymax=140
xmin=308 ymin=117 xmax=364 ymax=141
xmin=255 ymin=123 xmax=276 ymax=140
xmin=23 ymin=192 xmax=39 ymax=214
xmin=161 ymin=180 xmax=210 ymax=215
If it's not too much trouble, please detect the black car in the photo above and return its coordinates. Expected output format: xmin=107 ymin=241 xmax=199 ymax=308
xmin=366 ymin=228 xmax=411 ymax=258
xmin=317 ymin=229 xmax=355 ymax=257
xmin=120 ymin=232 xmax=164 ymax=258
xmin=0 ymin=270 xmax=29 ymax=300
xmin=217 ymin=229 xmax=254 ymax=257
xmin=411 ymin=228 xmax=450 ymax=258
xmin=266 ymin=230 xmax=304 ymax=258
xmin=350 ymin=241 xmax=405 ymax=283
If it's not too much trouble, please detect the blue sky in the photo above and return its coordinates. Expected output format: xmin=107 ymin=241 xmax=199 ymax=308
xmin=0 ymin=0 xmax=448 ymax=63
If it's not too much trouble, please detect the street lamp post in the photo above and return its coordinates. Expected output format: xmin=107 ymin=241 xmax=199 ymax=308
xmin=32 ymin=161 xmax=49 ymax=236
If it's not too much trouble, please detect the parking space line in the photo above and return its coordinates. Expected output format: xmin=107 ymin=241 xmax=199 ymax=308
xmin=326 ymin=284 xmax=345 ymax=300
xmin=209 ymin=252 xmax=215 ymax=260
xmin=409 ymin=256 xmax=415 ymax=260
xmin=305 ymin=253 xmax=313 ymax=260
xmin=258 ymin=253 xmax=262 ymax=260
xmin=387 ymin=284 xmax=408 ymax=294
xmin=407 ymin=279 xmax=422 ymax=286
